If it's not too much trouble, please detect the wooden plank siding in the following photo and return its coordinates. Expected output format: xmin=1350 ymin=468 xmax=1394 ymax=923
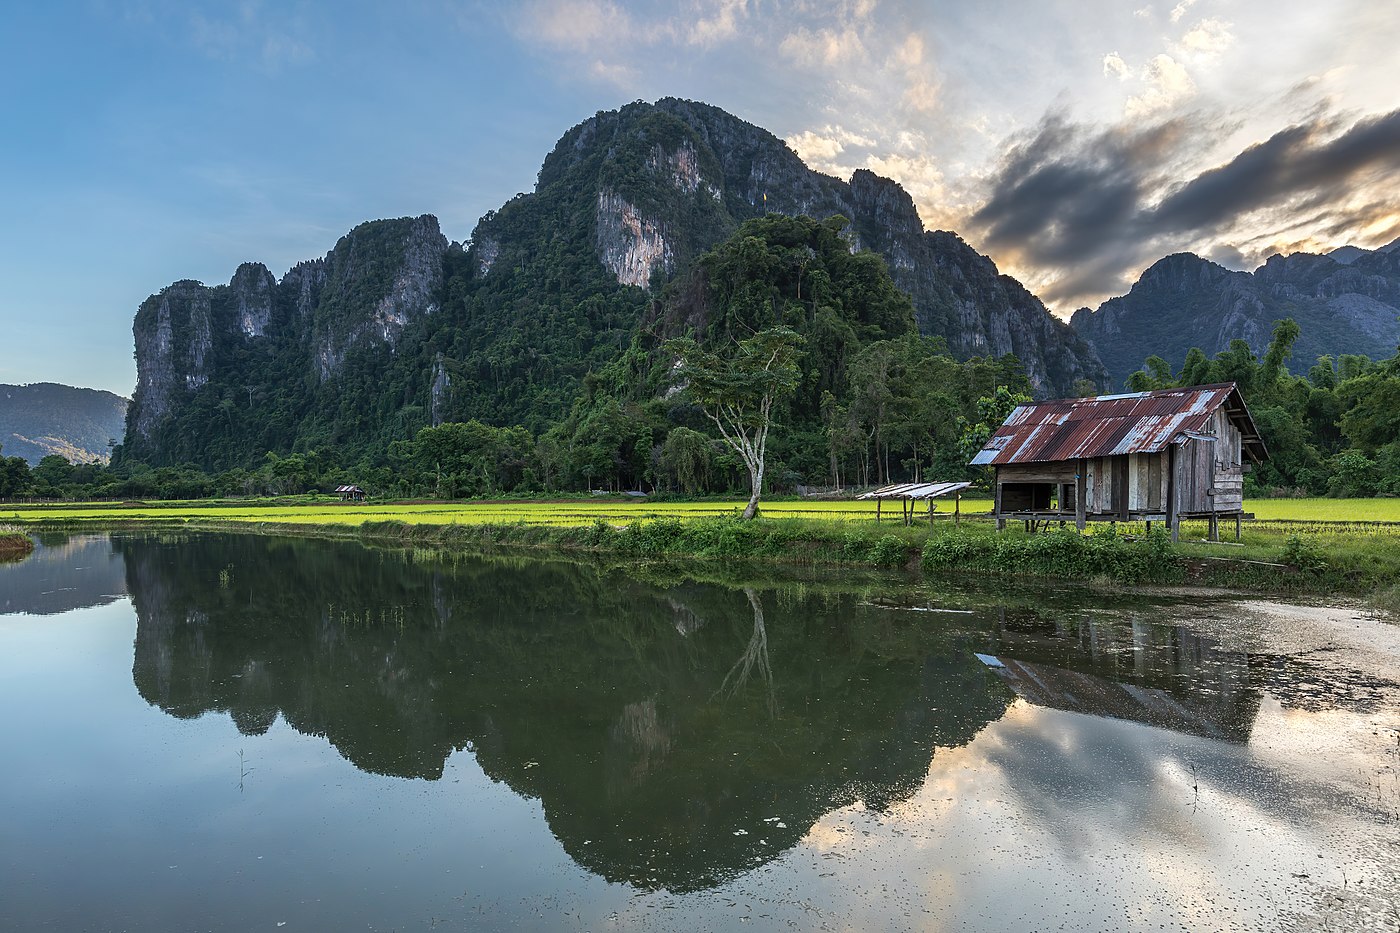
xmin=994 ymin=446 xmax=1243 ymax=520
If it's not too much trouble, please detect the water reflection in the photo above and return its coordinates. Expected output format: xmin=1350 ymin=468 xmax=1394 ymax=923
xmin=0 ymin=533 xmax=127 ymax=615
xmin=7 ymin=532 xmax=1400 ymax=929
xmin=122 ymin=533 xmax=1010 ymax=891
xmin=980 ymin=608 xmax=1261 ymax=742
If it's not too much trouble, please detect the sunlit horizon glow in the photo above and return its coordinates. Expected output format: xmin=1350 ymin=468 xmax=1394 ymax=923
xmin=2 ymin=0 xmax=1397 ymax=395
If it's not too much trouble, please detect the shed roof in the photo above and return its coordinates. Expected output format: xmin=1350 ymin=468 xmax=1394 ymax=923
xmin=858 ymin=481 xmax=972 ymax=501
xmin=970 ymin=383 xmax=1266 ymax=466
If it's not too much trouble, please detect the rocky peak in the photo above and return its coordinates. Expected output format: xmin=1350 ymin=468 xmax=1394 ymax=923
xmin=848 ymin=170 xmax=923 ymax=241
xmin=1132 ymin=253 xmax=1231 ymax=294
xmin=312 ymin=215 xmax=449 ymax=379
xmin=1072 ymin=243 xmax=1400 ymax=388
xmin=229 ymin=262 xmax=277 ymax=337
xmin=130 ymin=280 xmax=215 ymax=439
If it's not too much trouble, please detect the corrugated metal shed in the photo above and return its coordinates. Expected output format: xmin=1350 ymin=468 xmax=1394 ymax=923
xmin=858 ymin=481 xmax=972 ymax=500
xmin=970 ymin=383 xmax=1265 ymax=466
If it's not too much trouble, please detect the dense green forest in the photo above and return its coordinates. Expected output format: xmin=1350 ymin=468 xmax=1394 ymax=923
xmin=1125 ymin=319 xmax=1400 ymax=496
xmin=8 ymin=215 xmax=1396 ymax=503
xmin=11 ymin=216 xmax=1027 ymax=501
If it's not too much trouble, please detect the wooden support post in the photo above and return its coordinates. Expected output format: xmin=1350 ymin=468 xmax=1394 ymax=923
xmin=1075 ymin=459 xmax=1087 ymax=533
xmin=1235 ymin=512 xmax=1242 ymax=542
xmin=876 ymin=499 xmax=881 ymax=523
xmin=928 ymin=499 xmax=934 ymax=528
xmin=1209 ymin=513 xmax=1219 ymax=542
xmin=955 ymin=494 xmax=961 ymax=528
xmin=994 ymin=477 xmax=1005 ymax=531
xmin=1167 ymin=446 xmax=1179 ymax=543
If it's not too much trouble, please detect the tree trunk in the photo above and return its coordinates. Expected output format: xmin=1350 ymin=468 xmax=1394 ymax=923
xmin=741 ymin=462 xmax=762 ymax=519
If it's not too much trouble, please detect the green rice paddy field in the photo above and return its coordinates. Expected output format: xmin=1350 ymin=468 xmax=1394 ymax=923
xmin=6 ymin=496 xmax=1400 ymax=528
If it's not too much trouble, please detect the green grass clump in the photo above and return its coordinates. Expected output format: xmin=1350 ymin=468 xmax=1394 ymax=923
xmin=923 ymin=525 xmax=1181 ymax=584
xmin=0 ymin=531 xmax=35 ymax=561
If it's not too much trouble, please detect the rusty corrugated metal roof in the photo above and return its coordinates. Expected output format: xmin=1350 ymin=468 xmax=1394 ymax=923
xmin=970 ymin=383 xmax=1266 ymax=465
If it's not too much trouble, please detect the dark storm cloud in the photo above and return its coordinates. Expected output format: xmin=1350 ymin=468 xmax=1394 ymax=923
xmin=968 ymin=106 xmax=1400 ymax=307
xmin=1149 ymin=109 xmax=1400 ymax=231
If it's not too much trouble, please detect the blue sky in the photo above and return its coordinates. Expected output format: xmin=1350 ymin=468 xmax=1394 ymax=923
xmin=3 ymin=0 xmax=1397 ymax=396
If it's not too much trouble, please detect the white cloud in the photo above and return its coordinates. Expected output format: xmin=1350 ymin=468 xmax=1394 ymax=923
xmin=787 ymin=125 xmax=877 ymax=167
xmin=1103 ymin=52 xmax=1131 ymax=81
xmin=778 ymin=25 xmax=866 ymax=66
xmin=1125 ymin=54 xmax=1195 ymax=118
xmin=521 ymin=0 xmax=645 ymax=50
xmin=1177 ymin=17 xmax=1234 ymax=60
xmin=1169 ymin=0 xmax=1199 ymax=24
xmin=688 ymin=0 xmax=749 ymax=47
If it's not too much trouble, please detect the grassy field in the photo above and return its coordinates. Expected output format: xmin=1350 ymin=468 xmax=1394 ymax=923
xmin=4 ymin=495 xmax=1398 ymax=609
xmin=4 ymin=495 xmax=1399 ymax=527
xmin=1 ymin=496 xmax=996 ymax=527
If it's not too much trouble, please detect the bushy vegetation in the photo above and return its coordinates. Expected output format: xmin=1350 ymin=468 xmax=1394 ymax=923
xmin=0 ymin=529 xmax=34 ymax=560
xmin=922 ymin=525 xmax=1182 ymax=584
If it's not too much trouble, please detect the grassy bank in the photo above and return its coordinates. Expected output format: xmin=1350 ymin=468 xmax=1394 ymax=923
xmin=9 ymin=497 xmax=1398 ymax=613
xmin=0 ymin=530 xmax=35 ymax=561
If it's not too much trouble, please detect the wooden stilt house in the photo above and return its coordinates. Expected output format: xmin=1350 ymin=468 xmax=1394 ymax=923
xmin=969 ymin=383 xmax=1267 ymax=541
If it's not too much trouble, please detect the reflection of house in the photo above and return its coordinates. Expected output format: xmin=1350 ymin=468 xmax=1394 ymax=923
xmin=978 ymin=608 xmax=1262 ymax=742
xmin=970 ymin=383 xmax=1266 ymax=541
xmin=978 ymin=655 xmax=1257 ymax=742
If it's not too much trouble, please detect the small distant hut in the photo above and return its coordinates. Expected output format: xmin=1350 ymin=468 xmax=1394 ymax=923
xmin=335 ymin=484 xmax=366 ymax=501
xmin=970 ymin=383 xmax=1266 ymax=541
xmin=859 ymin=481 xmax=972 ymax=526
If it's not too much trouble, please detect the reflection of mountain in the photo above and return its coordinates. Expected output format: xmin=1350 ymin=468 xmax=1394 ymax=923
xmin=0 ymin=534 xmax=127 ymax=615
xmin=979 ymin=610 xmax=1261 ymax=742
xmin=123 ymin=533 xmax=1012 ymax=892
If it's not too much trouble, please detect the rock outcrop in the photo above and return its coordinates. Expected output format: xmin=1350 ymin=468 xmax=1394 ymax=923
xmin=1072 ymin=243 xmax=1400 ymax=388
xmin=125 ymin=98 xmax=1109 ymax=469
xmin=125 ymin=215 xmax=447 ymax=460
xmin=474 ymin=99 xmax=1105 ymax=395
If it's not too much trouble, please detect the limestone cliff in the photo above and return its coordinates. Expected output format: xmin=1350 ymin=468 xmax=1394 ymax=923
xmin=473 ymin=98 xmax=1104 ymax=396
xmin=126 ymin=99 xmax=1109 ymax=469
xmin=124 ymin=215 xmax=448 ymax=463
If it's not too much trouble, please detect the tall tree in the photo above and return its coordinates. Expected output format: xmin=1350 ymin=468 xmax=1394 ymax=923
xmin=669 ymin=326 xmax=805 ymax=519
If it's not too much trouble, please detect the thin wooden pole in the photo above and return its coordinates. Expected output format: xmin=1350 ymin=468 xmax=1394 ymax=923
xmin=955 ymin=494 xmax=961 ymax=527
xmin=876 ymin=499 xmax=881 ymax=523
xmin=1075 ymin=459 xmax=1087 ymax=532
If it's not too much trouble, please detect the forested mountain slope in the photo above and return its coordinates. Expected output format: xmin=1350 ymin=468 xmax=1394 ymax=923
xmin=122 ymin=98 xmax=1104 ymax=471
xmin=1072 ymin=242 xmax=1400 ymax=389
xmin=0 ymin=383 xmax=128 ymax=464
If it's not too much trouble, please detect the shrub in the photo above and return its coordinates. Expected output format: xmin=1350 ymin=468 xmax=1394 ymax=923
xmin=868 ymin=534 xmax=907 ymax=568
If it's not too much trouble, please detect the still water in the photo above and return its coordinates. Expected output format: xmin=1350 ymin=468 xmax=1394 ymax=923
xmin=2 ymin=532 xmax=1398 ymax=932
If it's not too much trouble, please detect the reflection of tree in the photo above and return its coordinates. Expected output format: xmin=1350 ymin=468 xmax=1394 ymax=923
xmin=121 ymin=532 xmax=1013 ymax=892
xmin=716 ymin=588 xmax=775 ymax=718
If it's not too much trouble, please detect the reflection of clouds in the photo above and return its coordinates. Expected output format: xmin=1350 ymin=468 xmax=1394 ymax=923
xmin=763 ymin=695 xmax=1400 ymax=931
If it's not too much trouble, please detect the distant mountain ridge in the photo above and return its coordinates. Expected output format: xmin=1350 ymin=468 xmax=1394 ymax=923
xmin=1071 ymin=239 xmax=1400 ymax=388
xmin=122 ymin=98 xmax=1104 ymax=470
xmin=0 ymin=383 xmax=128 ymax=465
